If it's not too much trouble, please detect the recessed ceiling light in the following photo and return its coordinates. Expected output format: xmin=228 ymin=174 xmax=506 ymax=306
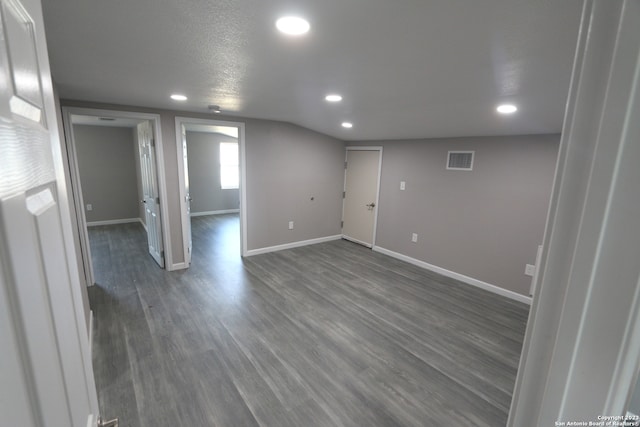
xmin=325 ymin=94 xmax=342 ymax=102
xmin=341 ymin=122 xmax=353 ymax=129
xmin=497 ymin=104 xmax=517 ymax=114
xmin=276 ymin=16 xmax=310 ymax=36
xmin=171 ymin=94 xmax=187 ymax=101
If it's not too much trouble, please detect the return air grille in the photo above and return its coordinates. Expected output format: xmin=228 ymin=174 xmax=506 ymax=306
xmin=447 ymin=151 xmax=474 ymax=171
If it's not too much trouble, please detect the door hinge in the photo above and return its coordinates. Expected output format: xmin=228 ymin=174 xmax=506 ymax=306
xmin=344 ymin=161 xmax=348 ymax=169
xmin=150 ymin=138 xmax=155 ymax=147
xmin=156 ymin=197 xmax=160 ymax=204
xmin=160 ymin=250 xmax=164 ymax=258
xmin=341 ymin=221 xmax=344 ymax=228
xmin=342 ymin=191 xmax=346 ymax=198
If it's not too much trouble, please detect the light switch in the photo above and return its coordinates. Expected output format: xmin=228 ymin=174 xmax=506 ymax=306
xmin=400 ymin=181 xmax=406 ymax=190
xmin=86 ymin=204 xmax=93 ymax=211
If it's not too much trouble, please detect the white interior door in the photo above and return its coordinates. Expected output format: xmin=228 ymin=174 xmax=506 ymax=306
xmin=181 ymin=124 xmax=192 ymax=265
xmin=342 ymin=148 xmax=382 ymax=247
xmin=0 ymin=0 xmax=99 ymax=424
xmin=137 ymin=120 xmax=165 ymax=267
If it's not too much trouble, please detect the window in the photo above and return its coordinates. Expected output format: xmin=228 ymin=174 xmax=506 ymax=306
xmin=220 ymin=142 xmax=239 ymax=189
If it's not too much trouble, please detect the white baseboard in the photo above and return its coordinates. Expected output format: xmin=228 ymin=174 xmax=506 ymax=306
xmin=190 ymin=209 xmax=240 ymax=217
xmin=373 ymin=246 xmax=532 ymax=305
xmin=139 ymin=217 xmax=147 ymax=232
xmin=245 ymin=235 xmax=342 ymax=257
xmin=86 ymin=217 xmax=140 ymax=227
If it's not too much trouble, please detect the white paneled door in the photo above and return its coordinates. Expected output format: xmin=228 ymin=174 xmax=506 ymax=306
xmin=138 ymin=120 xmax=165 ymax=267
xmin=342 ymin=148 xmax=382 ymax=247
xmin=180 ymin=124 xmax=192 ymax=265
xmin=0 ymin=0 xmax=99 ymax=424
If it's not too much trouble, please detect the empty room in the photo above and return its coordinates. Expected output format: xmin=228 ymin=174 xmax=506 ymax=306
xmin=2 ymin=1 xmax=639 ymax=427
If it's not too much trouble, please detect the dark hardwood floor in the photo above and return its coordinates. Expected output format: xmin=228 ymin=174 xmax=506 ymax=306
xmin=88 ymin=214 xmax=529 ymax=427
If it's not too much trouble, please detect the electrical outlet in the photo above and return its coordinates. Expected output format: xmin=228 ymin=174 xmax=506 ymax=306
xmin=400 ymin=181 xmax=406 ymax=190
xmin=288 ymin=221 xmax=294 ymax=230
xmin=525 ymin=264 xmax=536 ymax=277
xmin=86 ymin=204 xmax=92 ymax=211
xmin=411 ymin=233 xmax=418 ymax=243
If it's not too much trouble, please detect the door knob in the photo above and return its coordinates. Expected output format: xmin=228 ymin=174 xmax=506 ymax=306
xmin=366 ymin=202 xmax=376 ymax=210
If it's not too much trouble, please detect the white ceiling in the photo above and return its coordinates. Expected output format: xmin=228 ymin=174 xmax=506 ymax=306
xmin=41 ymin=0 xmax=583 ymax=141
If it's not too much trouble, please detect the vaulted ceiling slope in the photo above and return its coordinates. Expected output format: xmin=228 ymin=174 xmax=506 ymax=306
xmin=41 ymin=0 xmax=583 ymax=140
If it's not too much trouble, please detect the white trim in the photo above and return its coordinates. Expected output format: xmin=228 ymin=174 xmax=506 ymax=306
xmin=61 ymin=108 xmax=95 ymax=287
xmin=509 ymin=1 xmax=640 ymax=424
xmin=245 ymin=235 xmax=342 ymax=257
xmin=86 ymin=414 xmax=97 ymax=427
xmin=88 ymin=310 xmax=94 ymax=356
xmin=148 ymin=116 xmax=172 ymax=270
xmin=239 ymin=123 xmax=248 ymax=257
xmin=176 ymin=117 xmax=248 ymax=265
xmin=342 ymin=146 xmax=383 ymax=247
xmin=61 ymin=107 xmax=172 ymax=274
xmin=373 ymin=245 xmax=532 ymax=305
xmin=529 ymin=244 xmax=543 ymax=297
xmin=171 ymin=262 xmax=188 ymax=270
xmin=344 ymin=146 xmax=383 ymax=151
xmin=190 ymin=209 xmax=239 ymax=217
xmin=86 ymin=218 xmax=140 ymax=227
xmin=176 ymin=119 xmax=190 ymax=265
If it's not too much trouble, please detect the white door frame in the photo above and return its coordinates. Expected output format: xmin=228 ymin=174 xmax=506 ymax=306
xmin=508 ymin=0 xmax=640 ymax=424
xmin=61 ymin=107 xmax=173 ymax=285
xmin=175 ymin=117 xmax=248 ymax=258
xmin=342 ymin=146 xmax=383 ymax=248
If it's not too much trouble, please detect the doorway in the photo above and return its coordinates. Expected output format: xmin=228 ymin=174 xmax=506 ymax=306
xmin=62 ymin=107 xmax=171 ymax=286
xmin=175 ymin=117 xmax=247 ymax=264
xmin=342 ymin=147 xmax=383 ymax=247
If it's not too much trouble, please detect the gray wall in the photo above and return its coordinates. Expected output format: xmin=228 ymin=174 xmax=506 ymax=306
xmin=351 ymin=134 xmax=559 ymax=296
xmin=186 ymin=131 xmax=239 ymax=214
xmin=246 ymin=120 xmax=344 ymax=249
xmin=73 ymin=125 xmax=140 ymax=223
xmin=62 ymin=100 xmax=345 ymax=263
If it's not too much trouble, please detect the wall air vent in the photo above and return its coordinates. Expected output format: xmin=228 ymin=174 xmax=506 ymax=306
xmin=447 ymin=151 xmax=474 ymax=171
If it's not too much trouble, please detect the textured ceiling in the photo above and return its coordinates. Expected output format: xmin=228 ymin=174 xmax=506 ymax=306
xmin=41 ymin=0 xmax=583 ymax=141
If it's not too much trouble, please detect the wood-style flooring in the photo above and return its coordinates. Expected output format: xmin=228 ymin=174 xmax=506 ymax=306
xmin=88 ymin=214 xmax=529 ymax=427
